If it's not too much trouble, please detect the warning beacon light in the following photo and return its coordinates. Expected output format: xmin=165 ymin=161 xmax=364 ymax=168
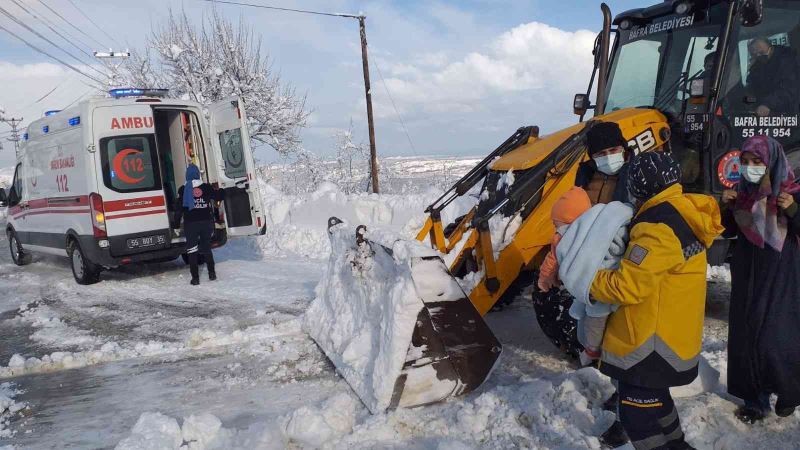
xmin=108 ymin=88 xmax=169 ymax=99
xmin=44 ymin=110 xmax=61 ymax=116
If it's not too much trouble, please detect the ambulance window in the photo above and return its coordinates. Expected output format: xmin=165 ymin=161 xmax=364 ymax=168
xmin=100 ymin=134 xmax=161 ymax=193
xmin=218 ymin=128 xmax=247 ymax=179
xmin=9 ymin=163 xmax=23 ymax=205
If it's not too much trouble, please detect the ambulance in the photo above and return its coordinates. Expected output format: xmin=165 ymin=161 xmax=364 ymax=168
xmin=1 ymin=88 xmax=266 ymax=284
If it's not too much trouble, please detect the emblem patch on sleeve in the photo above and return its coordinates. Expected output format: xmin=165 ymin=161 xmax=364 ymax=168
xmin=627 ymin=244 xmax=649 ymax=265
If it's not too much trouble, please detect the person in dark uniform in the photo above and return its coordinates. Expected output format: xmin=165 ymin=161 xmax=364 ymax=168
xmin=575 ymin=121 xmax=632 ymax=205
xmin=175 ymin=164 xmax=225 ymax=285
xmin=746 ymin=38 xmax=800 ymax=117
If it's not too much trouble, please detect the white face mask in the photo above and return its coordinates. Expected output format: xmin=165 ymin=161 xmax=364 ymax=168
xmin=191 ymin=179 xmax=202 ymax=188
xmin=741 ymin=165 xmax=767 ymax=184
xmin=594 ymin=152 xmax=626 ymax=175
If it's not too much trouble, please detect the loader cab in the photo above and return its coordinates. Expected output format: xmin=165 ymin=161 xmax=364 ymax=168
xmin=600 ymin=0 xmax=800 ymax=193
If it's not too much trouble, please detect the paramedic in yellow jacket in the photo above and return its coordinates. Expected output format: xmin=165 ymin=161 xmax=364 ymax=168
xmin=590 ymin=151 xmax=723 ymax=450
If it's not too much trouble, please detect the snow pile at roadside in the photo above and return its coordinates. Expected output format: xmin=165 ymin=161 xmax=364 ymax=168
xmin=0 ymin=383 xmax=27 ymax=438
xmin=303 ymin=224 xmax=443 ymax=413
xmin=253 ymin=180 xmax=476 ymax=258
xmin=0 ymin=313 xmax=303 ymax=378
xmin=115 ymin=394 xmax=362 ymax=450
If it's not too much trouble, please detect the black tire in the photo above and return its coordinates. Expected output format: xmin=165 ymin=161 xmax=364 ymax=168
xmin=68 ymin=239 xmax=101 ymax=285
xmin=180 ymin=253 xmax=205 ymax=265
xmin=531 ymin=288 xmax=583 ymax=359
xmin=7 ymin=230 xmax=31 ymax=266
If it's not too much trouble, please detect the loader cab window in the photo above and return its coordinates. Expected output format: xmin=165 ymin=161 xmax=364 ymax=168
xmin=718 ymin=1 xmax=800 ymax=171
xmin=100 ymin=134 xmax=161 ymax=193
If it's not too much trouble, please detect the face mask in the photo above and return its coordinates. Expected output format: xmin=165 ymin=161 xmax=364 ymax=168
xmin=191 ymin=179 xmax=202 ymax=188
xmin=741 ymin=165 xmax=767 ymax=184
xmin=594 ymin=152 xmax=626 ymax=175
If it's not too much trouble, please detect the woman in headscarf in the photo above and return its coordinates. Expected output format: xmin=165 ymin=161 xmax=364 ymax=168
xmin=720 ymin=135 xmax=800 ymax=423
xmin=175 ymin=164 xmax=225 ymax=285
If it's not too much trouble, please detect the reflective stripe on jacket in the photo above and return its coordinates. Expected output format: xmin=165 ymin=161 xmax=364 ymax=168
xmin=590 ymin=184 xmax=723 ymax=388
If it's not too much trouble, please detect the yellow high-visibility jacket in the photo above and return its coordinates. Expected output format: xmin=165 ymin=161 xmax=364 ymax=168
xmin=590 ymin=184 xmax=723 ymax=388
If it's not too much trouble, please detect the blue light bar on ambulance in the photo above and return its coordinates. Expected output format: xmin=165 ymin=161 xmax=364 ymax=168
xmin=68 ymin=116 xmax=80 ymax=126
xmin=23 ymin=133 xmax=28 ymax=141
xmin=45 ymin=110 xmax=60 ymax=116
xmin=109 ymin=88 xmax=169 ymax=98
xmin=42 ymin=125 xmax=49 ymax=133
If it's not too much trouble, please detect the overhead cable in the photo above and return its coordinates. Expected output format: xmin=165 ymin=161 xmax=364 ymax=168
xmin=36 ymin=0 xmax=106 ymax=48
xmin=0 ymin=22 xmax=105 ymax=85
xmin=0 ymin=5 xmax=107 ymax=77
xmin=9 ymin=0 xmax=97 ymax=61
xmin=65 ymin=0 xmax=122 ymax=48
xmin=196 ymin=0 xmax=362 ymax=18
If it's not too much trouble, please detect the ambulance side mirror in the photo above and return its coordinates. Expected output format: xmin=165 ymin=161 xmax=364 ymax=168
xmin=0 ymin=188 xmax=7 ymax=207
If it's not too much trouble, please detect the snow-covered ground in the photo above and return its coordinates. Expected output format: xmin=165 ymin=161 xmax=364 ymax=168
xmin=0 ymin=160 xmax=797 ymax=449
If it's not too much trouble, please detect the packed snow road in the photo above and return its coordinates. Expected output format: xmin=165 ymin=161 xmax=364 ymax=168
xmin=0 ymin=233 xmax=797 ymax=449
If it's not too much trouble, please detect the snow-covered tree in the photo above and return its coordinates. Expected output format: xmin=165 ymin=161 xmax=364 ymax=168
xmin=117 ymin=9 xmax=309 ymax=156
xmin=333 ymin=119 xmax=369 ymax=193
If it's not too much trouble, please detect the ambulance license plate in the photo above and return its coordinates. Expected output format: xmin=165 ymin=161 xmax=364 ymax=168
xmin=127 ymin=234 xmax=166 ymax=249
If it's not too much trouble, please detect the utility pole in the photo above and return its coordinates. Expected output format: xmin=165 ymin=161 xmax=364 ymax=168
xmin=94 ymin=50 xmax=131 ymax=89
xmin=358 ymin=16 xmax=379 ymax=194
xmin=0 ymin=116 xmax=24 ymax=156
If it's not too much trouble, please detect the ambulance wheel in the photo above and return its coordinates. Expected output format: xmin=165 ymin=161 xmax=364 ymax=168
xmin=7 ymin=230 xmax=31 ymax=266
xmin=68 ymin=240 xmax=100 ymax=285
xmin=180 ymin=253 xmax=205 ymax=265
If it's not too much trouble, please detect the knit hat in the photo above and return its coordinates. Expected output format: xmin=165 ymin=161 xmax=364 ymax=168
xmin=551 ymin=187 xmax=592 ymax=225
xmin=627 ymin=151 xmax=682 ymax=200
xmin=586 ymin=122 xmax=628 ymax=157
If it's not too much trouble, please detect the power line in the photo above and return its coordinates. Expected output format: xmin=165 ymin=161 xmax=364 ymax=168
xmin=65 ymin=0 xmax=122 ymax=48
xmin=26 ymin=0 xmax=95 ymax=50
xmin=196 ymin=0 xmax=362 ymax=18
xmin=374 ymin=60 xmax=418 ymax=156
xmin=0 ymin=22 xmax=105 ymax=85
xmin=9 ymin=0 xmax=97 ymax=61
xmin=0 ymin=5 xmax=107 ymax=78
xmin=35 ymin=0 xmax=106 ymax=48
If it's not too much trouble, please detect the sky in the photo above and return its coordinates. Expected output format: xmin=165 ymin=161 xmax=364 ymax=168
xmin=0 ymin=0 xmax=650 ymax=167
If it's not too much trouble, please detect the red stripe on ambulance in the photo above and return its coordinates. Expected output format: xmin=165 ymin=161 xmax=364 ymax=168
xmin=103 ymin=196 xmax=165 ymax=213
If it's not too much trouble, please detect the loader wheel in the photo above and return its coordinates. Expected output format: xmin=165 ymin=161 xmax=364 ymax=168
xmin=68 ymin=240 xmax=101 ymax=285
xmin=531 ymin=288 xmax=582 ymax=359
xmin=7 ymin=230 xmax=31 ymax=266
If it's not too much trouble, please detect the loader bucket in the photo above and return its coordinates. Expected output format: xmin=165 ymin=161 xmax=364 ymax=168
xmin=305 ymin=218 xmax=502 ymax=413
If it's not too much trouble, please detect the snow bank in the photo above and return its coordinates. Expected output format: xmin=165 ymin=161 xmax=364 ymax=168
xmin=253 ymin=180 xmax=475 ymax=258
xmin=0 ymin=314 xmax=302 ymax=378
xmin=304 ymin=224 xmax=447 ymax=413
xmin=707 ymin=264 xmax=731 ymax=283
xmin=0 ymin=383 xmax=26 ymax=439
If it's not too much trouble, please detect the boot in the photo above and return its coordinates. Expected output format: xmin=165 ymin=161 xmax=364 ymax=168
xmin=599 ymin=420 xmax=629 ymax=448
xmin=775 ymin=397 xmax=796 ymax=418
xmin=189 ymin=253 xmax=200 ymax=285
xmin=734 ymin=405 xmax=767 ymax=424
xmin=602 ymin=391 xmax=619 ymax=412
xmin=206 ymin=252 xmax=217 ymax=281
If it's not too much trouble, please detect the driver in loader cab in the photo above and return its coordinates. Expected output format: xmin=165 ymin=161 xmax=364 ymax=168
xmin=746 ymin=37 xmax=800 ymax=117
xmin=576 ymin=122 xmax=631 ymax=205
xmin=590 ymin=152 xmax=724 ymax=450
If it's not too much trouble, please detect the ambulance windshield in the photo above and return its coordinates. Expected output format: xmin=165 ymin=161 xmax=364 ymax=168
xmin=100 ymin=134 xmax=161 ymax=193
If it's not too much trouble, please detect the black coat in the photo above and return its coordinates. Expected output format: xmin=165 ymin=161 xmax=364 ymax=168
xmin=746 ymin=46 xmax=800 ymax=115
xmin=723 ymin=194 xmax=800 ymax=408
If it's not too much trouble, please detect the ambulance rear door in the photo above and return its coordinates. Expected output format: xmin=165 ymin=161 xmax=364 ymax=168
xmin=92 ymin=105 xmax=172 ymax=256
xmin=207 ymin=97 xmax=265 ymax=236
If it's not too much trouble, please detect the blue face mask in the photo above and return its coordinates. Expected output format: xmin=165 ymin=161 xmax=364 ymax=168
xmin=741 ymin=165 xmax=767 ymax=184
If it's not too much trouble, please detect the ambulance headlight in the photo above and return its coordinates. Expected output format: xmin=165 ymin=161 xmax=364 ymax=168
xmin=98 ymin=239 xmax=109 ymax=248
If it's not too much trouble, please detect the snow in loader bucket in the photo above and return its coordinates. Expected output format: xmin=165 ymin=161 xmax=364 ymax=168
xmin=304 ymin=217 xmax=502 ymax=414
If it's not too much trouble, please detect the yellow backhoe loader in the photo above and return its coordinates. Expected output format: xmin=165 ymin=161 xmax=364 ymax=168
xmin=314 ymin=0 xmax=800 ymax=411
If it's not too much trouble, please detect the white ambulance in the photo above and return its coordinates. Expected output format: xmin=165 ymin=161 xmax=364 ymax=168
xmin=1 ymin=88 xmax=266 ymax=284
